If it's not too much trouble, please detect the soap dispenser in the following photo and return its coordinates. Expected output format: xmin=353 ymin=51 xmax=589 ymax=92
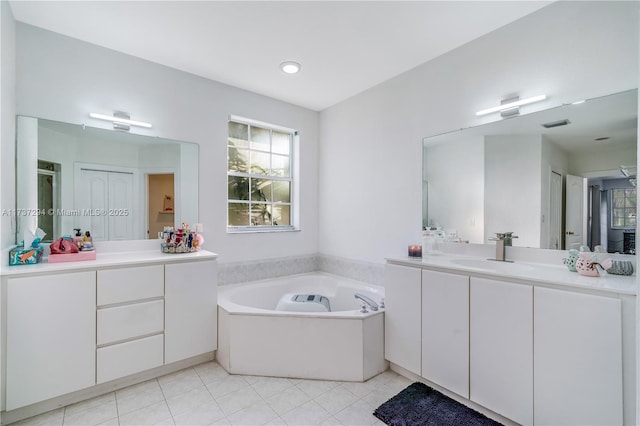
xmin=73 ymin=228 xmax=83 ymax=249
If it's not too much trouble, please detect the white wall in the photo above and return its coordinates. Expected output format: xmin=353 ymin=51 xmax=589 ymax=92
xmin=1 ymin=0 xmax=16 ymax=249
xmin=485 ymin=134 xmax=542 ymax=248
xmin=12 ymin=23 xmax=319 ymax=263
xmin=319 ymin=1 xmax=639 ymax=263
xmin=424 ymin=136 xmax=484 ymax=244
xmin=569 ymin=143 xmax=637 ymax=177
xmin=0 ymin=0 xmax=15 ymax=410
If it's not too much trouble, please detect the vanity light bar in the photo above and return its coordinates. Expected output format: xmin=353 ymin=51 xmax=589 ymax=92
xmin=89 ymin=112 xmax=152 ymax=128
xmin=475 ymin=95 xmax=547 ymax=117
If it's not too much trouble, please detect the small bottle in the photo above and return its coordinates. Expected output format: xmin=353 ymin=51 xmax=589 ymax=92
xmin=422 ymin=229 xmax=435 ymax=254
xmin=82 ymin=231 xmax=94 ymax=251
xmin=73 ymin=228 xmax=83 ymax=249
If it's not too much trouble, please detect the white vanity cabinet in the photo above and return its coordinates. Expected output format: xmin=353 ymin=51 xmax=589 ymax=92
xmin=470 ymin=277 xmax=533 ymax=425
xmin=421 ymin=269 xmax=469 ymax=398
xmin=1 ymin=250 xmax=218 ymax=421
xmin=384 ymin=257 xmax=632 ymax=425
xmin=6 ymin=271 xmax=96 ymax=410
xmin=165 ymin=260 xmax=218 ymax=364
xmin=534 ymin=286 xmax=623 ymax=426
xmin=384 ymin=264 xmax=421 ymax=375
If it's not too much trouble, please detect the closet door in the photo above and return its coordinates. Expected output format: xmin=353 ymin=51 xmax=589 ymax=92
xmin=76 ymin=169 xmax=109 ymax=240
xmin=108 ymin=171 xmax=134 ymax=240
xmin=76 ymin=168 xmax=135 ymax=241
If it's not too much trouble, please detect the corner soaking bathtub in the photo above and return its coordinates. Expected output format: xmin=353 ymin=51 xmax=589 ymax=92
xmin=217 ymin=272 xmax=388 ymax=382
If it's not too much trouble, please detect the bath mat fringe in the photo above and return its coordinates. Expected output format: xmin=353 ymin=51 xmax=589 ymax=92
xmin=373 ymin=382 xmax=503 ymax=426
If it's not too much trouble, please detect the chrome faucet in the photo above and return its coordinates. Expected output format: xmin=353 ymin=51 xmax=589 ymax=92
xmin=489 ymin=232 xmax=518 ymax=262
xmin=354 ymin=293 xmax=378 ymax=311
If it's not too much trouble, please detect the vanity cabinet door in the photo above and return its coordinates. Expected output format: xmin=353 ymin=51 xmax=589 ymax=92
xmin=421 ymin=270 xmax=469 ymax=398
xmin=165 ymin=260 xmax=218 ymax=364
xmin=470 ymin=277 xmax=533 ymax=425
xmin=384 ymin=264 xmax=421 ymax=375
xmin=6 ymin=271 xmax=96 ymax=410
xmin=534 ymin=287 xmax=622 ymax=426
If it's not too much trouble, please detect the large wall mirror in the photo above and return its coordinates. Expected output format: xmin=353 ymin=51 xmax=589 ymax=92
xmin=423 ymin=89 xmax=637 ymax=254
xmin=16 ymin=116 xmax=199 ymax=243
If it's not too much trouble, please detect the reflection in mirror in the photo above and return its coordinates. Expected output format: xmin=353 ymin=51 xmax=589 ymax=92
xmin=423 ymin=89 xmax=637 ymax=253
xmin=16 ymin=116 xmax=199 ymax=243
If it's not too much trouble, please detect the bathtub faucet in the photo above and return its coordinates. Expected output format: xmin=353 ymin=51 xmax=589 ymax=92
xmin=354 ymin=293 xmax=378 ymax=311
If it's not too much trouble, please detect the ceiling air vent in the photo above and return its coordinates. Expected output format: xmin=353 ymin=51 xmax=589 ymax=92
xmin=541 ymin=119 xmax=571 ymax=128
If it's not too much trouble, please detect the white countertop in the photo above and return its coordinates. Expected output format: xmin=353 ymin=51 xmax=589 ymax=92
xmin=387 ymin=253 xmax=637 ymax=296
xmin=0 ymin=249 xmax=218 ymax=277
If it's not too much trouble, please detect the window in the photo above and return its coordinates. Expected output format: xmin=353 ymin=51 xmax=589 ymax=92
xmin=611 ymin=188 xmax=636 ymax=228
xmin=227 ymin=117 xmax=296 ymax=231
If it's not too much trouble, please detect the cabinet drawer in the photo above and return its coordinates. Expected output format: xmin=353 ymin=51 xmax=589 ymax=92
xmin=97 ymin=300 xmax=164 ymax=345
xmin=97 ymin=265 xmax=164 ymax=306
xmin=97 ymin=334 xmax=164 ymax=384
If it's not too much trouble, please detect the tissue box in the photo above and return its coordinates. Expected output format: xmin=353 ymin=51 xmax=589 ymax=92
xmin=9 ymin=245 xmax=44 ymax=265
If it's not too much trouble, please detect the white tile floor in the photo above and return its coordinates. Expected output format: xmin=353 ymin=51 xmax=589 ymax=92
xmin=11 ymin=362 xmax=411 ymax=426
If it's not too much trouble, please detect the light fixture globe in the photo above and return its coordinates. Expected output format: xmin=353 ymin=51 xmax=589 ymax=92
xmin=280 ymin=61 xmax=301 ymax=74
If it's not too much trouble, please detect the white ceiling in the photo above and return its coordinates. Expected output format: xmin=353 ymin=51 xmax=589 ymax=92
xmin=8 ymin=1 xmax=552 ymax=111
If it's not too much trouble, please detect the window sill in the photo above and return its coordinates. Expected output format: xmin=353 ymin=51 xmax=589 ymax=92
xmin=227 ymin=227 xmax=300 ymax=234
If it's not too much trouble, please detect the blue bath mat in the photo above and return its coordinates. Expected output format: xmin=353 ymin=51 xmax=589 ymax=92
xmin=373 ymin=382 xmax=503 ymax=426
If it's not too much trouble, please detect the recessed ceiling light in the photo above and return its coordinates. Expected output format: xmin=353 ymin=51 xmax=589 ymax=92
xmin=280 ymin=61 xmax=301 ymax=74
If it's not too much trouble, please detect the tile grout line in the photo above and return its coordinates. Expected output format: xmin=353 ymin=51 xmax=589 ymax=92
xmin=193 ymin=365 xmax=230 ymax=424
xmin=154 ymin=377 xmax=175 ymax=426
xmin=113 ymin=388 xmax=121 ymax=426
xmin=13 ymin=363 xmax=403 ymax=426
xmin=162 ymin=372 xmax=183 ymax=423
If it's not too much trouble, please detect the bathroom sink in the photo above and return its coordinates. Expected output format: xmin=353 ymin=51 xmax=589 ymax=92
xmin=449 ymin=258 xmax=535 ymax=273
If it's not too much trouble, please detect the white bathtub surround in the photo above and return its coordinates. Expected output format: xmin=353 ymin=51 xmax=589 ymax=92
xmin=318 ymin=253 xmax=385 ymax=286
xmin=217 ymin=253 xmax=386 ymax=286
xmin=217 ymin=253 xmax=317 ymax=285
xmin=217 ymin=272 xmax=388 ymax=381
